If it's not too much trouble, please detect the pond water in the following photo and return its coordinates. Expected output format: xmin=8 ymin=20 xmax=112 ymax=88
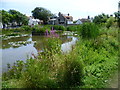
xmin=1 ymin=34 xmax=77 ymax=72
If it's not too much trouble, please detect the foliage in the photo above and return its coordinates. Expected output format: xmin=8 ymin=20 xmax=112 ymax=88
xmin=114 ymin=11 xmax=120 ymax=27
xmin=67 ymin=25 xmax=77 ymax=31
xmin=93 ymin=13 xmax=109 ymax=24
xmin=2 ymin=37 xmax=84 ymax=88
xmin=32 ymin=7 xmax=53 ymax=24
xmin=52 ymin=25 xmax=66 ymax=31
xmin=8 ymin=9 xmax=28 ymax=25
xmin=106 ymin=16 xmax=115 ymax=28
xmin=42 ymin=37 xmax=61 ymax=54
xmin=80 ymin=23 xmax=99 ymax=39
xmin=1 ymin=10 xmax=13 ymax=24
xmin=2 ymin=26 xmax=118 ymax=88
xmin=21 ymin=25 xmax=32 ymax=31
xmin=57 ymin=53 xmax=84 ymax=87
xmin=32 ymin=25 xmax=50 ymax=34
xmin=1 ymin=9 xmax=28 ymax=25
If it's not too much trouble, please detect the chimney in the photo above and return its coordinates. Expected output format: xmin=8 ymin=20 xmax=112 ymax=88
xmin=68 ymin=13 xmax=69 ymax=16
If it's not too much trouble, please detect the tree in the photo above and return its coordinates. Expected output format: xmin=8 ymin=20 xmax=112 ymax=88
xmin=106 ymin=16 xmax=115 ymax=28
xmin=8 ymin=9 xmax=28 ymax=25
xmin=93 ymin=13 xmax=109 ymax=24
xmin=1 ymin=10 xmax=13 ymax=24
xmin=32 ymin=7 xmax=53 ymax=24
xmin=114 ymin=11 xmax=120 ymax=27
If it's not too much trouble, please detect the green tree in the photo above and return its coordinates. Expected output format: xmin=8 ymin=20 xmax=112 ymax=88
xmin=1 ymin=10 xmax=13 ymax=24
xmin=93 ymin=13 xmax=109 ymax=24
xmin=8 ymin=9 xmax=28 ymax=25
xmin=106 ymin=16 xmax=115 ymax=28
xmin=80 ymin=23 xmax=99 ymax=39
xmin=32 ymin=7 xmax=53 ymax=24
xmin=114 ymin=11 xmax=120 ymax=27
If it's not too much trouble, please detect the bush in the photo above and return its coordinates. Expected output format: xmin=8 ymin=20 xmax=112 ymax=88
xmin=80 ymin=23 xmax=99 ymax=39
xmin=32 ymin=25 xmax=49 ymax=35
xmin=21 ymin=25 xmax=32 ymax=31
xmin=41 ymin=37 xmax=61 ymax=56
xmin=106 ymin=17 xmax=115 ymax=28
xmin=52 ymin=25 xmax=66 ymax=31
xmin=57 ymin=54 xmax=84 ymax=87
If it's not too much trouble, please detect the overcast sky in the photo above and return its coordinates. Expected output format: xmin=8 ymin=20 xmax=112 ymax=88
xmin=1 ymin=0 xmax=119 ymax=20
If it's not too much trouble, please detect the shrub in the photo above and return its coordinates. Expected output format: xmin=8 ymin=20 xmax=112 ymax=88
xmin=53 ymin=25 xmax=66 ymax=31
xmin=21 ymin=25 xmax=32 ymax=31
xmin=106 ymin=16 xmax=115 ymax=28
xmin=41 ymin=37 xmax=61 ymax=56
xmin=56 ymin=53 xmax=84 ymax=87
xmin=80 ymin=23 xmax=99 ymax=39
xmin=32 ymin=25 xmax=49 ymax=35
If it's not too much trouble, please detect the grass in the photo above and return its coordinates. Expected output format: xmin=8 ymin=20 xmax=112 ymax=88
xmin=2 ymin=25 xmax=118 ymax=88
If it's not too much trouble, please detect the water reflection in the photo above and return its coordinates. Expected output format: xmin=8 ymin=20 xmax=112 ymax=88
xmin=2 ymin=36 xmax=30 ymax=49
xmin=2 ymin=35 xmax=77 ymax=72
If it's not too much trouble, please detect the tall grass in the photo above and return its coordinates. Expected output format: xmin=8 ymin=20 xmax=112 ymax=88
xmin=2 ymin=26 xmax=118 ymax=88
xmin=2 ymin=37 xmax=85 ymax=88
xmin=79 ymin=23 xmax=99 ymax=39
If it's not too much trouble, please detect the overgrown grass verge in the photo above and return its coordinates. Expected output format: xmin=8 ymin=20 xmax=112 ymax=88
xmin=2 ymin=26 xmax=118 ymax=88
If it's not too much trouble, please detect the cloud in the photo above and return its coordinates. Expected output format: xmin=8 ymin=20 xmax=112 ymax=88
xmin=1 ymin=0 xmax=119 ymax=20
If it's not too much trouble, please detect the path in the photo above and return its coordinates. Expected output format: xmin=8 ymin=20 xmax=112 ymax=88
xmin=107 ymin=71 xmax=119 ymax=89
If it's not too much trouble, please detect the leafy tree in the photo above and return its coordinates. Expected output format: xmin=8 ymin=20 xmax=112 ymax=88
xmin=32 ymin=7 xmax=53 ymax=24
xmin=93 ymin=13 xmax=109 ymax=24
xmin=106 ymin=16 xmax=115 ymax=28
xmin=80 ymin=23 xmax=99 ymax=39
xmin=1 ymin=10 xmax=13 ymax=24
xmin=8 ymin=9 xmax=28 ymax=25
xmin=114 ymin=11 xmax=120 ymax=27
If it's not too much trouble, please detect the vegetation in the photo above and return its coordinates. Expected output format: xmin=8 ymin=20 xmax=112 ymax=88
xmin=2 ymin=24 xmax=118 ymax=88
xmin=1 ymin=10 xmax=119 ymax=88
xmin=32 ymin=7 xmax=53 ymax=24
xmin=93 ymin=13 xmax=109 ymax=24
xmin=1 ymin=10 xmax=28 ymax=25
xmin=79 ymin=23 xmax=99 ymax=39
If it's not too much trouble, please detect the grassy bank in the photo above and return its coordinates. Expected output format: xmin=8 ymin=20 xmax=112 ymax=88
xmin=2 ymin=25 xmax=118 ymax=88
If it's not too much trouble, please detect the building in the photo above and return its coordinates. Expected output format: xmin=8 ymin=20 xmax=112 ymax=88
xmin=48 ymin=15 xmax=58 ymax=25
xmin=80 ymin=18 xmax=91 ymax=23
xmin=48 ymin=12 xmax=73 ymax=26
xmin=75 ymin=19 xmax=83 ymax=25
xmin=28 ymin=16 xmax=41 ymax=26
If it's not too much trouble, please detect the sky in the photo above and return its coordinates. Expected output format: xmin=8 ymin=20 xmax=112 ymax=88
xmin=1 ymin=0 xmax=119 ymax=20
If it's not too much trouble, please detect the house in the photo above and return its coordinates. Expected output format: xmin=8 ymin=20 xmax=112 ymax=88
xmin=75 ymin=19 xmax=83 ymax=25
xmin=80 ymin=18 xmax=91 ymax=23
xmin=48 ymin=12 xmax=73 ymax=26
xmin=28 ymin=16 xmax=41 ymax=26
xmin=48 ymin=15 xmax=58 ymax=25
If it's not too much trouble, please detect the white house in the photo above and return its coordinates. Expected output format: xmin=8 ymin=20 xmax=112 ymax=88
xmin=67 ymin=21 xmax=73 ymax=24
xmin=28 ymin=16 xmax=40 ymax=26
xmin=75 ymin=19 xmax=83 ymax=25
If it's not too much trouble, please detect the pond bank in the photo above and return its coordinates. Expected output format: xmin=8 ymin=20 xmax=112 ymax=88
xmin=2 ymin=32 xmax=78 ymax=72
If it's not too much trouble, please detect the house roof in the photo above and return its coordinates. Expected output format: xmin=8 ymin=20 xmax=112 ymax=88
xmin=64 ymin=15 xmax=73 ymax=21
xmin=80 ymin=18 xmax=90 ymax=23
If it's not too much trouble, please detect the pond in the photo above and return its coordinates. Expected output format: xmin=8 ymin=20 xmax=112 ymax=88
xmin=1 ymin=34 xmax=77 ymax=72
